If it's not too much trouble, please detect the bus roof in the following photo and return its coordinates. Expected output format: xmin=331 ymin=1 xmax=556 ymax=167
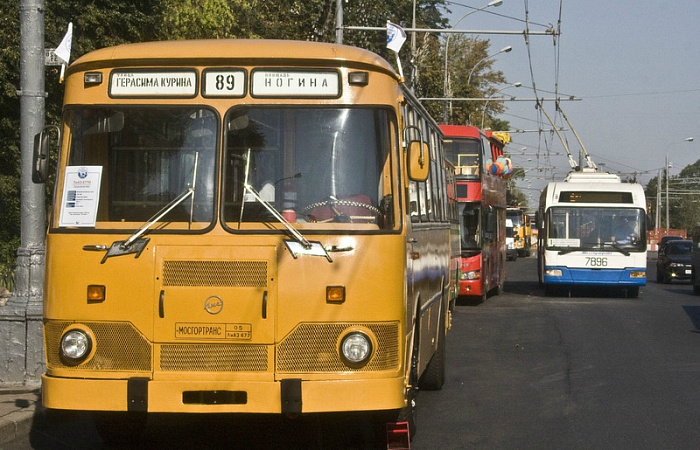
xmin=439 ymin=125 xmax=481 ymax=139
xmin=67 ymin=39 xmax=399 ymax=79
xmin=541 ymin=170 xmax=646 ymax=208
xmin=563 ymin=170 xmax=622 ymax=183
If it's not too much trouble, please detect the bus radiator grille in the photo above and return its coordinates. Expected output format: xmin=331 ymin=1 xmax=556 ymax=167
xmin=162 ymin=260 xmax=268 ymax=287
xmin=44 ymin=320 xmax=152 ymax=371
xmin=160 ymin=344 xmax=268 ymax=371
xmin=277 ymin=323 xmax=399 ymax=372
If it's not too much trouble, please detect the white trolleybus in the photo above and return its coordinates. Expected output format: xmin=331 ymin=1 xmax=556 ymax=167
xmin=537 ymin=171 xmax=647 ymax=297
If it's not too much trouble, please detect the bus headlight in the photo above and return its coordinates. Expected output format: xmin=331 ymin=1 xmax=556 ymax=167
xmin=630 ymin=271 xmax=646 ymax=278
xmin=461 ymin=270 xmax=480 ymax=280
xmin=545 ymin=269 xmax=563 ymax=277
xmin=339 ymin=331 xmax=373 ymax=368
xmin=60 ymin=329 xmax=92 ymax=365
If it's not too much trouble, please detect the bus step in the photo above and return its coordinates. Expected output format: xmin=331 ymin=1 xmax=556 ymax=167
xmin=386 ymin=421 xmax=410 ymax=450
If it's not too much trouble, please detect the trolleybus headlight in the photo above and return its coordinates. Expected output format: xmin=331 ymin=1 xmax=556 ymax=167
xmin=461 ymin=270 xmax=480 ymax=281
xmin=60 ymin=329 xmax=92 ymax=364
xmin=339 ymin=331 xmax=373 ymax=368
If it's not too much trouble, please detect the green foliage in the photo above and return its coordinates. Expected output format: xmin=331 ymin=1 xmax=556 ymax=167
xmin=0 ymin=2 xmax=21 ymax=284
xmin=160 ymin=0 xmax=237 ymax=39
xmin=670 ymin=160 xmax=700 ymax=232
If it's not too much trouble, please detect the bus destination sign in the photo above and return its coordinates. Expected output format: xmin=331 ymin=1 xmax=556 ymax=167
xmin=110 ymin=70 xmax=198 ymax=97
xmin=251 ymin=70 xmax=340 ymax=97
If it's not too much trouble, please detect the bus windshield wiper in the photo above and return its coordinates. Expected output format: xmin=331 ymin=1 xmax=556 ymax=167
xmin=123 ymin=186 xmax=195 ymax=248
xmin=122 ymin=152 xmax=199 ymax=249
xmin=239 ymin=149 xmax=331 ymax=262
xmin=88 ymin=153 xmax=199 ymax=263
xmin=608 ymin=242 xmax=630 ymax=256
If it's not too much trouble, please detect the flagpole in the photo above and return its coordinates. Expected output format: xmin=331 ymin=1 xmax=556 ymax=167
xmin=386 ymin=21 xmax=406 ymax=82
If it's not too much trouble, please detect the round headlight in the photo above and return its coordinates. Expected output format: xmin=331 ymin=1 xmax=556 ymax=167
xmin=340 ymin=332 xmax=373 ymax=368
xmin=60 ymin=329 xmax=92 ymax=364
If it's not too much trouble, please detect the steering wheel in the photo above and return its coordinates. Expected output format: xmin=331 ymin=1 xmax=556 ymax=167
xmin=301 ymin=197 xmax=381 ymax=222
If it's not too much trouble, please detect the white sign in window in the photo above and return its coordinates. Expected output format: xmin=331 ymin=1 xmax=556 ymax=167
xmin=202 ymin=69 xmax=246 ymax=97
xmin=251 ymin=70 xmax=340 ymax=97
xmin=110 ymin=70 xmax=197 ymax=97
xmin=59 ymin=166 xmax=103 ymax=227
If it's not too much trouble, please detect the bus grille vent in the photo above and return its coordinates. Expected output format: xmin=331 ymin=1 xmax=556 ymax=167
xmin=162 ymin=260 xmax=268 ymax=287
xmin=277 ymin=323 xmax=399 ymax=372
xmin=160 ymin=344 xmax=268 ymax=371
xmin=44 ymin=321 xmax=151 ymax=371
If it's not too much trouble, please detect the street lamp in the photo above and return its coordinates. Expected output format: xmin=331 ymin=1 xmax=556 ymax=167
xmin=480 ymin=82 xmax=522 ymax=129
xmin=466 ymin=45 xmax=512 ymax=87
xmin=443 ymin=0 xmax=503 ymax=123
xmin=664 ymin=137 xmax=694 ymax=229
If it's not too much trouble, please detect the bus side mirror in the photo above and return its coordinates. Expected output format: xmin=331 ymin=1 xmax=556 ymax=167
xmin=408 ymin=140 xmax=429 ymax=182
xmin=32 ymin=125 xmax=61 ymax=184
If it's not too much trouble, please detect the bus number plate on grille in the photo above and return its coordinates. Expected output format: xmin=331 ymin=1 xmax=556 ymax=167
xmin=175 ymin=323 xmax=252 ymax=340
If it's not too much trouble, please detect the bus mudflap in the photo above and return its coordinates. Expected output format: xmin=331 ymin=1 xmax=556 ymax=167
xmin=386 ymin=421 xmax=410 ymax=449
xmin=281 ymin=378 xmax=302 ymax=414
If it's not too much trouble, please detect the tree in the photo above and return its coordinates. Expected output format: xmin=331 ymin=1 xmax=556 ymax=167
xmin=671 ymin=160 xmax=700 ymax=232
xmin=0 ymin=2 xmax=21 ymax=279
xmin=427 ymin=35 xmax=507 ymax=126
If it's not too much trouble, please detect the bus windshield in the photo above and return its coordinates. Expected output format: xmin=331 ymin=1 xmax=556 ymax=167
xmin=443 ymin=138 xmax=480 ymax=178
xmin=547 ymin=207 xmax=646 ymax=252
xmin=223 ymin=107 xmax=395 ymax=230
xmin=63 ymin=106 xmax=397 ymax=232
xmin=65 ymin=106 xmax=218 ymax=228
xmin=459 ymin=203 xmax=481 ymax=251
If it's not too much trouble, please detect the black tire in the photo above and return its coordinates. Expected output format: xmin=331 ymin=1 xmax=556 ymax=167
xmin=93 ymin=411 xmax=147 ymax=446
xmin=419 ymin=314 xmax=446 ymax=391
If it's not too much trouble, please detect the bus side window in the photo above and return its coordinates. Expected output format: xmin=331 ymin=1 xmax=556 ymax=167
xmin=484 ymin=207 xmax=496 ymax=241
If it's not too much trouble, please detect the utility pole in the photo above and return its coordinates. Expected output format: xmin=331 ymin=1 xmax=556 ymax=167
xmin=0 ymin=0 xmax=46 ymax=385
xmin=336 ymin=0 xmax=343 ymax=44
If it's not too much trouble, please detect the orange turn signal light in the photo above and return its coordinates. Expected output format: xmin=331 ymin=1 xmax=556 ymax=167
xmin=87 ymin=285 xmax=105 ymax=303
xmin=326 ymin=286 xmax=345 ymax=304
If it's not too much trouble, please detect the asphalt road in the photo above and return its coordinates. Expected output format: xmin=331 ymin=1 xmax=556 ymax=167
xmin=8 ymin=254 xmax=700 ymax=449
xmin=411 ymin=254 xmax=700 ymax=449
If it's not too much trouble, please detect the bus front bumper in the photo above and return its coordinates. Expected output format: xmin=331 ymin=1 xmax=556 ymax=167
xmin=41 ymin=374 xmax=406 ymax=414
xmin=543 ymin=266 xmax=647 ymax=286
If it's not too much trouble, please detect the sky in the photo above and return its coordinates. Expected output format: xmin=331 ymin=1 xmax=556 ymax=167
xmin=441 ymin=0 xmax=700 ymax=208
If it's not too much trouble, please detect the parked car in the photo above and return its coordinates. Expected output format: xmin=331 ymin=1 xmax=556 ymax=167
xmin=658 ymin=235 xmax=684 ymax=254
xmin=657 ymin=240 xmax=693 ymax=284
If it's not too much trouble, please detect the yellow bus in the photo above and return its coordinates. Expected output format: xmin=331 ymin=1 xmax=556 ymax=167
xmin=506 ymin=207 xmax=532 ymax=257
xmin=34 ymin=39 xmax=458 ymax=444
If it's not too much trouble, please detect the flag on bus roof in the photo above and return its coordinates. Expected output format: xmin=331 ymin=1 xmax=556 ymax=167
xmin=54 ymin=22 xmax=73 ymax=83
xmin=386 ymin=21 xmax=406 ymax=53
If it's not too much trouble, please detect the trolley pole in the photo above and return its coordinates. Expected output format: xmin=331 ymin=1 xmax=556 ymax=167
xmin=0 ymin=0 xmax=46 ymax=385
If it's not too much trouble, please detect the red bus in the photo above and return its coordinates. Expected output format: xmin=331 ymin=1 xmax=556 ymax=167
xmin=440 ymin=125 xmax=508 ymax=302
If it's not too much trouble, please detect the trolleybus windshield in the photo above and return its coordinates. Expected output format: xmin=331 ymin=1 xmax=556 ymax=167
xmin=547 ymin=207 xmax=646 ymax=252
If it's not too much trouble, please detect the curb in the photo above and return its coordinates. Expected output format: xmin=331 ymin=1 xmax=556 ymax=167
xmin=0 ymin=409 xmax=36 ymax=445
xmin=0 ymin=388 xmax=41 ymax=446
